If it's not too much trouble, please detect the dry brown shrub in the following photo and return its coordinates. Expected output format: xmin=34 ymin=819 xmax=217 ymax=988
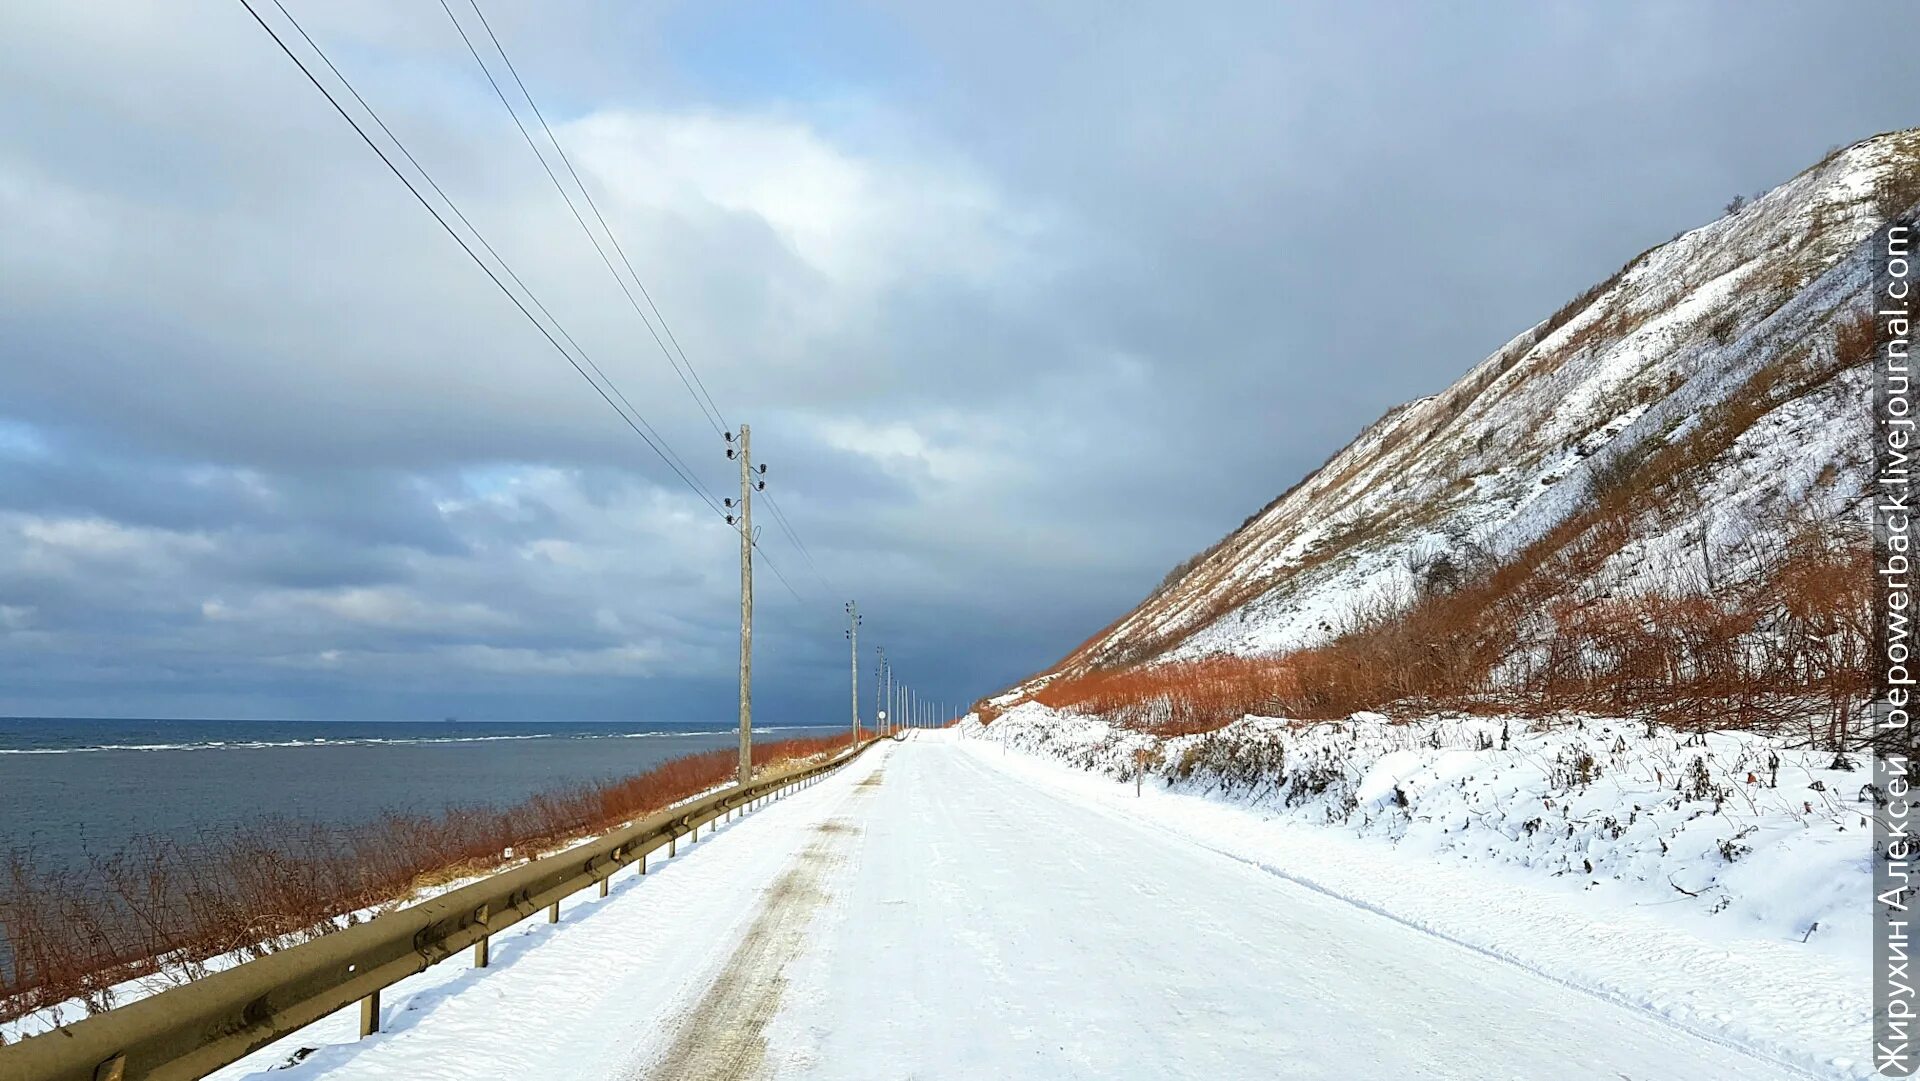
xmin=0 ymin=733 xmax=863 ymax=1022
xmin=1028 ymin=327 xmax=1869 ymax=743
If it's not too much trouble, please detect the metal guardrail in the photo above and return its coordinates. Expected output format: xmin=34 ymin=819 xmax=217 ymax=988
xmin=1 ymin=740 xmax=877 ymax=1081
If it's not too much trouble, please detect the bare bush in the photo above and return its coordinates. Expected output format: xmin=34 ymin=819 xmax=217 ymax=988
xmin=0 ymin=733 xmax=857 ymax=1022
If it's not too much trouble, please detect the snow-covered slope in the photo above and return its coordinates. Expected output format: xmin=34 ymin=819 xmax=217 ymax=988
xmin=967 ymin=702 xmax=1870 ymax=952
xmin=1048 ymin=130 xmax=1917 ymax=676
xmin=950 ymin=719 xmax=1870 ymax=1079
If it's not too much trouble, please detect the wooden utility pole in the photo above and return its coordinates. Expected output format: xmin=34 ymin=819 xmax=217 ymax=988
xmin=736 ymin=424 xmax=753 ymax=784
xmin=846 ymin=601 xmax=860 ymax=746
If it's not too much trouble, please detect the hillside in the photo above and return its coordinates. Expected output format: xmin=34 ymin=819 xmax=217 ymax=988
xmin=996 ymin=129 xmax=1918 ymax=738
xmin=951 ymin=135 xmax=1916 ymax=1081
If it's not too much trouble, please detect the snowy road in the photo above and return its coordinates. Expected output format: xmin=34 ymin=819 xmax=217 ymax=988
xmin=215 ymin=735 xmax=1811 ymax=1081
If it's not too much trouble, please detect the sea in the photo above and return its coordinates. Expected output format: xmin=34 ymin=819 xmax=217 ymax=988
xmin=0 ymin=717 xmax=838 ymax=869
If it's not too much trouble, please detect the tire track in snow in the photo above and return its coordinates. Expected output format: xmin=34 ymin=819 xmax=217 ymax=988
xmin=637 ymin=769 xmax=882 ymax=1081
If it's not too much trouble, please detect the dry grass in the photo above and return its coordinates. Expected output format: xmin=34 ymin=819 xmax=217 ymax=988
xmin=1033 ymin=657 xmax=1284 ymax=737
xmin=1035 ymin=522 xmax=1866 ymax=741
xmin=1032 ymin=315 xmax=1874 ymax=745
xmin=0 ymin=733 xmax=864 ymax=1024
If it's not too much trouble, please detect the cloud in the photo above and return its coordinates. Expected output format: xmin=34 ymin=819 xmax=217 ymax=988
xmin=0 ymin=0 xmax=1909 ymax=718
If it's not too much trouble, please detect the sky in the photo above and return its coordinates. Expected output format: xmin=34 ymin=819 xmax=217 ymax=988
xmin=0 ymin=0 xmax=1910 ymax=722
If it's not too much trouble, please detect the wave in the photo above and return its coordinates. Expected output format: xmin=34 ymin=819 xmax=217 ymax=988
xmin=0 ymin=724 xmax=833 ymax=756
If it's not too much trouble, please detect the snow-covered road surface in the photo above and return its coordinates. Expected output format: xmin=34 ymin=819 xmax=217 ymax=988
xmin=210 ymin=735 xmax=1812 ymax=1081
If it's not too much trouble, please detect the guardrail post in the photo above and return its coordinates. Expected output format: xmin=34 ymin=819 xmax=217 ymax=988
xmin=547 ymin=901 xmax=559 ymax=923
xmin=669 ymin=832 xmax=676 ymax=858
xmin=598 ymin=874 xmax=609 ymax=898
xmin=358 ymin=990 xmax=380 ymax=1038
xmin=637 ymin=851 xmax=647 ymax=875
xmin=473 ymin=904 xmax=490 ymax=968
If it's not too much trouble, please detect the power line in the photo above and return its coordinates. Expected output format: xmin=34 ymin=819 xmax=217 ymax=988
xmin=752 ymin=536 xmax=806 ymax=605
xmin=452 ymin=0 xmax=731 ymax=438
xmin=278 ymin=2 xmax=727 ymax=518
xmin=453 ymin=1 xmax=857 ymax=607
xmin=247 ymin=1 xmax=907 ymax=739
xmin=242 ymin=0 xmax=728 ymax=522
xmin=435 ymin=0 xmax=725 ymax=459
xmin=761 ymin=489 xmax=837 ymax=595
xmin=262 ymin=0 xmax=853 ymax=658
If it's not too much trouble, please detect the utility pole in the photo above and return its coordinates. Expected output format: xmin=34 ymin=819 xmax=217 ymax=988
xmin=846 ymin=601 xmax=860 ymax=747
xmin=874 ymin=646 xmax=885 ymax=739
xmin=726 ymin=424 xmax=760 ymax=785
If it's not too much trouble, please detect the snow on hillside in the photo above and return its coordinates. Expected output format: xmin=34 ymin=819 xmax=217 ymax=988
xmin=1052 ymin=129 xmax=1917 ymax=673
xmin=967 ymin=703 xmax=1874 ymax=948
xmin=960 ymin=705 xmax=1878 ymax=1078
xmin=947 ymin=132 xmax=1914 ymax=1081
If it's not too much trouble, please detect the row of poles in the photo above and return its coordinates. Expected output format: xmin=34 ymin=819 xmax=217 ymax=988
xmin=728 ymin=423 xmax=954 ymax=785
xmin=848 ymin=603 xmax=949 ymax=742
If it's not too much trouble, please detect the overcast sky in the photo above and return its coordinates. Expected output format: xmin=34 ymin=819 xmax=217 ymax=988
xmin=0 ymin=1 xmax=1909 ymax=722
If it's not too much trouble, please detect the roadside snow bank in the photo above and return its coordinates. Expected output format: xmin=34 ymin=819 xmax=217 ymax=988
xmin=959 ymin=704 xmax=1875 ymax=1079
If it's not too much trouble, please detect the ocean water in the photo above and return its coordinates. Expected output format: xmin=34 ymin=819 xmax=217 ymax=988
xmin=0 ymin=717 xmax=838 ymax=868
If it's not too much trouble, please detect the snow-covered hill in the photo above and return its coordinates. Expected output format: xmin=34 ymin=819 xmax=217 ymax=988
xmin=1042 ymin=130 xmax=1915 ymax=681
xmin=947 ymin=141 xmax=1914 ymax=1061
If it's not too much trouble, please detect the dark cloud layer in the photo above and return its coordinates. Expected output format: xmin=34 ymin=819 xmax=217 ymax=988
xmin=0 ymin=1 xmax=1909 ymax=719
